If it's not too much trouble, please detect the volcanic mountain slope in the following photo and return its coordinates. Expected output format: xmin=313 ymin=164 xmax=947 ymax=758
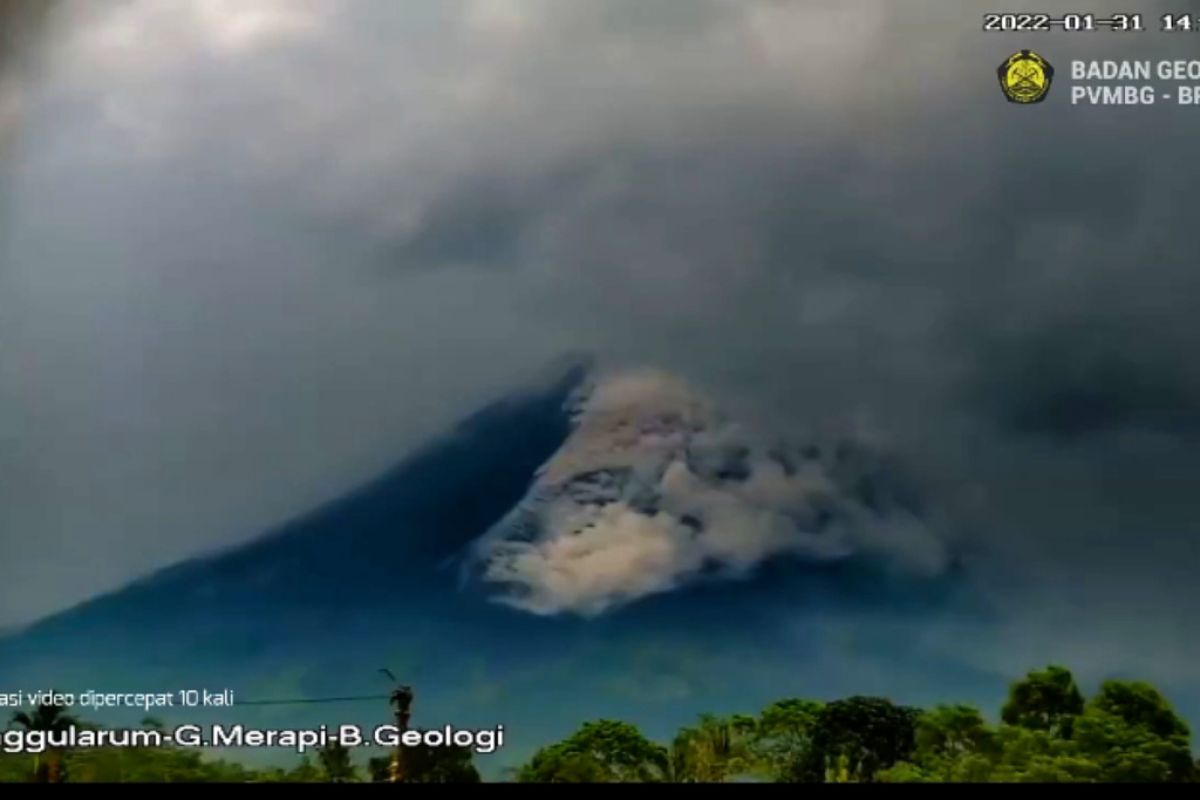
xmin=1 ymin=357 xmax=590 ymax=664
xmin=462 ymin=367 xmax=954 ymax=617
xmin=0 ymin=358 xmax=992 ymax=770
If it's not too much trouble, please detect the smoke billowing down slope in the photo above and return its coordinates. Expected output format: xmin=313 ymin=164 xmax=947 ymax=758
xmin=1 ymin=0 xmax=1198 ymax=751
xmin=466 ymin=368 xmax=952 ymax=616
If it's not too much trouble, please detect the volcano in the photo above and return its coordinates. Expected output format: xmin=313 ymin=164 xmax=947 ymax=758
xmin=0 ymin=357 xmax=992 ymax=773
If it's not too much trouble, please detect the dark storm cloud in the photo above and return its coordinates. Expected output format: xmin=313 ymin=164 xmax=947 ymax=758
xmin=0 ymin=0 xmax=60 ymax=162
xmin=1 ymin=0 xmax=1198 ymax=691
xmin=385 ymin=15 xmax=1200 ymax=451
xmin=969 ymin=316 xmax=1200 ymax=440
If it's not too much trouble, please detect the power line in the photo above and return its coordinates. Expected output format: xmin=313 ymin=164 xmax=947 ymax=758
xmin=234 ymin=694 xmax=390 ymax=707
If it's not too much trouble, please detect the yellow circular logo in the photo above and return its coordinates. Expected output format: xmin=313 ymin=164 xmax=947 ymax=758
xmin=998 ymin=50 xmax=1054 ymax=104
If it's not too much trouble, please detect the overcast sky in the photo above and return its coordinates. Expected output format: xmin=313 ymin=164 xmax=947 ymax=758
xmin=2 ymin=0 xmax=1198 ymax=683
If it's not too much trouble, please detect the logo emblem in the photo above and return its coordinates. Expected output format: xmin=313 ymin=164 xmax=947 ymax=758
xmin=998 ymin=50 xmax=1054 ymax=104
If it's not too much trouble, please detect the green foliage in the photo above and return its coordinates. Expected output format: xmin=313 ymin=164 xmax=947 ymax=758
xmin=983 ymin=726 xmax=1100 ymax=782
xmin=1001 ymin=665 xmax=1084 ymax=737
xmin=10 ymin=702 xmax=79 ymax=734
xmin=516 ymin=743 xmax=613 ymax=783
xmin=1089 ymin=680 xmax=1190 ymax=740
xmin=1 ymin=744 xmax=263 ymax=783
xmin=1 ymin=665 xmax=1195 ymax=783
xmin=0 ymin=754 xmax=37 ymax=783
xmin=749 ymin=698 xmax=823 ymax=781
xmin=368 ymin=756 xmax=392 ymax=782
xmin=517 ymin=720 xmax=668 ymax=782
xmin=258 ymin=755 xmax=324 ymax=783
xmin=876 ymin=704 xmax=997 ymax=782
xmin=880 ymin=673 xmax=1195 ymax=783
xmin=315 ymin=740 xmax=357 ymax=782
xmin=669 ymin=713 xmax=757 ymax=782
xmin=1071 ymin=681 xmax=1193 ymax=782
xmin=802 ymin=696 xmax=920 ymax=782
xmin=882 ymin=724 xmax=1092 ymax=782
xmin=66 ymin=746 xmax=258 ymax=783
xmin=389 ymin=744 xmax=481 ymax=783
xmin=1 ymin=712 xmax=333 ymax=784
xmin=914 ymin=704 xmax=994 ymax=757
xmin=9 ymin=700 xmax=80 ymax=783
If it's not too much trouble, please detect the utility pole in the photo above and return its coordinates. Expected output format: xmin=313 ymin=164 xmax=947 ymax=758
xmin=380 ymin=669 xmax=414 ymax=783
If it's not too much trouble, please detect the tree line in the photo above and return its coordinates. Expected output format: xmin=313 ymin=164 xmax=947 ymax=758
xmin=2 ymin=665 xmax=1198 ymax=782
xmin=518 ymin=666 xmax=1197 ymax=782
xmin=0 ymin=708 xmax=479 ymax=784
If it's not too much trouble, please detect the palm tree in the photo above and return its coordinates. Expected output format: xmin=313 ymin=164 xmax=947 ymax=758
xmin=669 ymin=714 xmax=757 ymax=782
xmin=10 ymin=700 xmax=79 ymax=783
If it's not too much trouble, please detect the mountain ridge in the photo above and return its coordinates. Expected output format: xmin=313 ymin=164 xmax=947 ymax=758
xmin=1 ymin=355 xmax=592 ymax=647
